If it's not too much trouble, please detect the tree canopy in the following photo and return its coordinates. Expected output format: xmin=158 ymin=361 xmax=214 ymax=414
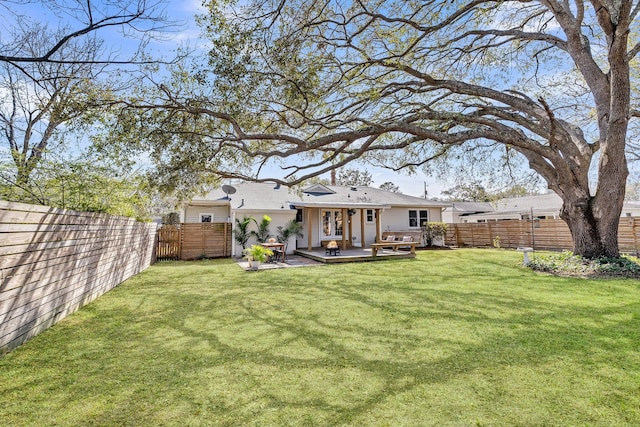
xmin=0 ymin=0 xmax=177 ymax=218
xmin=0 ymin=154 xmax=152 ymax=219
xmin=442 ymin=182 xmax=538 ymax=202
xmin=110 ymin=0 xmax=640 ymax=257
xmin=0 ymin=0 xmax=169 ymax=71
xmin=336 ymin=168 xmax=373 ymax=187
xmin=379 ymin=182 xmax=401 ymax=194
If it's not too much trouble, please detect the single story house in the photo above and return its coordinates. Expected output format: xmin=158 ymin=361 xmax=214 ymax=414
xmin=443 ymin=193 xmax=640 ymax=223
xmin=181 ymin=182 xmax=450 ymax=256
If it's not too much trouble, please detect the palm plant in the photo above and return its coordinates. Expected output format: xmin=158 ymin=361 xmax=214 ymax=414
xmin=276 ymin=219 xmax=304 ymax=250
xmin=250 ymin=214 xmax=272 ymax=242
xmin=233 ymin=216 xmax=256 ymax=250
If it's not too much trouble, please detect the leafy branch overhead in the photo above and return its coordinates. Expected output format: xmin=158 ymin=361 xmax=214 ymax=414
xmin=113 ymin=0 xmax=639 ymax=258
xmin=0 ymin=0 xmax=173 ymax=69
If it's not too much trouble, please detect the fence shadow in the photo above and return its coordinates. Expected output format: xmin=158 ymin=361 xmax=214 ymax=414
xmin=0 ymin=200 xmax=157 ymax=354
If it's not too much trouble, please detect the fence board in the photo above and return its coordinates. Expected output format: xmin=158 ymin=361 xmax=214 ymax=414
xmin=445 ymin=218 xmax=640 ymax=253
xmin=0 ymin=201 xmax=157 ymax=354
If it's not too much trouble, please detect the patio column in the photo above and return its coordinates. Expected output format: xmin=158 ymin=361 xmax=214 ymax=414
xmin=341 ymin=208 xmax=347 ymax=250
xmin=360 ymin=209 xmax=365 ymax=248
xmin=375 ymin=208 xmax=382 ymax=242
xmin=348 ymin=209 xmax=354 ymax=248
xmin=307 ymin=208 xmax=313 ymax=250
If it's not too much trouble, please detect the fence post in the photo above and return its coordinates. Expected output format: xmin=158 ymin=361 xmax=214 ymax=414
xmin=223 ymin=222 xmax=228 ymax=257
xmin=488 ymin=222 xmax=493 ymax=247
xmin=634 ymin=218 xmax=639 ymax=254
xmin=470 ymin=224 xmax=475 ymax=247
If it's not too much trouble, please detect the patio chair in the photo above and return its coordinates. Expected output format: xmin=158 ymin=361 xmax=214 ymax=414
xmin=268 ymin=250 xmax=280 ymax=263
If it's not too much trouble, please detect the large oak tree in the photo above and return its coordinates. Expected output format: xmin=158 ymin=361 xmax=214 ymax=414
xmin=115 ymin=0 xmax=640 ymax=258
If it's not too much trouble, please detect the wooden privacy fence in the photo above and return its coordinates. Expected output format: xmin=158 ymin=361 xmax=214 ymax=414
xmin=445 ymin=218 xmax=640 ymax=253
xmin=156 ymin=223 xmax=232 ymax=261
xmin=0 ymin=200 xmax=157 ymax=354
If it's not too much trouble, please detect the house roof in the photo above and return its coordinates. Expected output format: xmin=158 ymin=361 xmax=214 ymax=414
xmin=295 ymin=185 xmax=450 ymax=209
xmin=492 ymin=193 xmax=563 ymax=212
xmin=458 ymin=193 xmax=640 ymax=220
xmin=188 ymin=182 xmax=450 ymax=211
xmin=190 ymin=182 xmax=301 ymax=211
xmin=444 ymin=201 xmax=494 ymax=214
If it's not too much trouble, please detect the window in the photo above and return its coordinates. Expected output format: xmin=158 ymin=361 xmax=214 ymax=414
xmin=409 ymin=210 xmax=429 ymax=228
xmin=200 ymin=213 xmax=213 ymax=223
xmin=296 ymin=208 xmax=304 ymax=223
xmin=366 ymin=209 xmax=375 ymax=223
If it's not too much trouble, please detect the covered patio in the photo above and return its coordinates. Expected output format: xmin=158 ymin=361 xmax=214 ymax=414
xmin=294 ymin=247 xmax=416 ymax=264
xmin=293 ymin=201 xmax=389 ymax=252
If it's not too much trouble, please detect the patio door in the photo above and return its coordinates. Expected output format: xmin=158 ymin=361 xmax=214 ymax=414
xmin=321 ymin=210 xmax=343 ymax=239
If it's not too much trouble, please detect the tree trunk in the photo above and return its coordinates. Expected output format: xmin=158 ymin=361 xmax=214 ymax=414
xmin=559 ymin=189 xmax=624 ymax=259
xmin=559 ymin=197 xmax=604 ymax=259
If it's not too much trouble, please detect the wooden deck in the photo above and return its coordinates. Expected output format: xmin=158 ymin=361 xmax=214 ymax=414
xmin=294 ymin=247 xmax=416 ymax=263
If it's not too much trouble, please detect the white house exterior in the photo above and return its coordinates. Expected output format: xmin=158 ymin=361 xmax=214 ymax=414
xmin=442 ymin=193 xmax=640 ymax=223
xmin=181 ymin=182 xmax=450 ymax=256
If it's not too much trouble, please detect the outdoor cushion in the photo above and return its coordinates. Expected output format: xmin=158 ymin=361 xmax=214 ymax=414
xmin=385 ymin=235 xmax=396 ymax=241
xmin=402 ymin=236 xmax=413 ymax=242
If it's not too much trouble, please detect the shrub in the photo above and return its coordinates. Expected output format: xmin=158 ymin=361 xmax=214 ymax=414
xmin=422 ymin=222 xmax=447 ymax=246
xmin=529 ymin=251 xmax=640 ymax=278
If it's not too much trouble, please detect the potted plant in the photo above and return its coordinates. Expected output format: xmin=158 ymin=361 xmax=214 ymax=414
xmin=243 ymin=244 xmax=273 ymax=270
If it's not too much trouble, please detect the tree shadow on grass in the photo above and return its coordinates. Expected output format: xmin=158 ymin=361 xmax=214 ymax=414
xmin=1 ymin=261 xmax=639 ymax=426
xmin=128 ymin=281 xmax=640 ymax=423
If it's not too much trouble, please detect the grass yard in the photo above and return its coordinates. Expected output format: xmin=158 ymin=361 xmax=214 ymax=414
xmin=1 ymin=249 xmax=639 ymax=426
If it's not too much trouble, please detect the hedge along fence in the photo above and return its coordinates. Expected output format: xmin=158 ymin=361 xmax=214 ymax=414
xmin=445 ymin=218 xmax=640 ymax=253
xmin=0 ymin=200 xmax=157 ymax=354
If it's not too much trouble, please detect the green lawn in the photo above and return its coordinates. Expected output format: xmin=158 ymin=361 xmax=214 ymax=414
xmin=1 ymin=249 xmax=639 ymax=426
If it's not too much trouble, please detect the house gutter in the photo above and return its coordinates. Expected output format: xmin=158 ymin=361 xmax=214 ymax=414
xmin=289 ymin=201 xmax=391 ymax=209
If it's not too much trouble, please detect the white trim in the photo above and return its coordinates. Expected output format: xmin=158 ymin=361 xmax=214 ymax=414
xmin=319 ymin=209 xmax=345 ymax=239
xmin=231 ymin=211 xmax=237 ymax=257
xmin=408 ymin=209 xmax=429 ymax=228
xmin=200 ymin=213 xmax=214 ymax=223
xmin=302 ymin=183 xmax=336 ymax=194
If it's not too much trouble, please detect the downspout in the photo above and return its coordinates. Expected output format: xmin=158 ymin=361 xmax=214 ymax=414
xmin=231 ymin=210 xmax=237 ymax=257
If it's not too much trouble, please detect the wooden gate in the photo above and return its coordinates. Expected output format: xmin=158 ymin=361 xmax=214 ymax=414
xmin=156 ymin=225 xmax=181 ymax=260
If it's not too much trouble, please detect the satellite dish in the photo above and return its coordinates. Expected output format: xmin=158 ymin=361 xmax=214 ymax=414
xmin=222 ymin=185 xmax=236 ymax=199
